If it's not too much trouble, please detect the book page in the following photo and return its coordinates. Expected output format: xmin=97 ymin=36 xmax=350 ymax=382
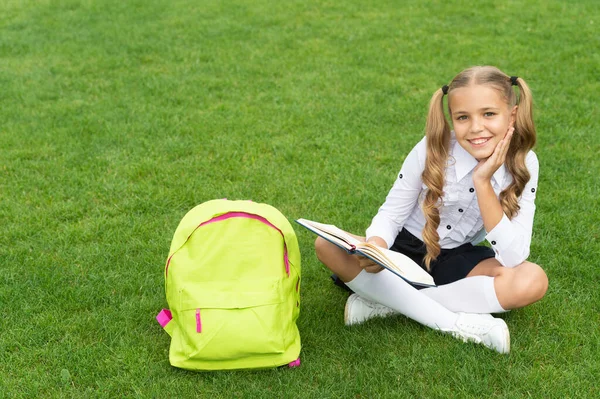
xmin=296 ymin=219 xmax=362 ymax=247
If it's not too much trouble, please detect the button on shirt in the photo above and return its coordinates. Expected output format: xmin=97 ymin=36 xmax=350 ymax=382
xmin=365 ymin=134 xmax=539 ymax=268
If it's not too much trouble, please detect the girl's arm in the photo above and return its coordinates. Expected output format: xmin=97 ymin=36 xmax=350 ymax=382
xmin=365 ymin=138 xmax=426 ymax=248
xmin=473 ymin=127 xmax=539 ymax=267
xmin=483 ymin=152 xmax=539 ymax=267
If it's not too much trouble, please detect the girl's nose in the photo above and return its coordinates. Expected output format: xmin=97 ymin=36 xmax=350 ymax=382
xmin=471 ymin=117 xmax=484 ymax=133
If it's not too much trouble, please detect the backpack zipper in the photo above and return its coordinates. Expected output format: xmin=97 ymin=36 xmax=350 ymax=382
xmin=165 ymin=212 xmax=291 ymax=279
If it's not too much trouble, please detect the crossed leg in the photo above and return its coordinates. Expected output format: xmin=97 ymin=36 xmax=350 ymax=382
xmin=315 ymin=235 xmax=548 ymax=354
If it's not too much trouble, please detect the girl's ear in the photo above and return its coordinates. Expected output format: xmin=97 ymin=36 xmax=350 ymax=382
xmin=510 ymin=105 xmax=518 ymax=127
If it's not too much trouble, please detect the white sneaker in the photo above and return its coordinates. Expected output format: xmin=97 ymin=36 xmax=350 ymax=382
xmin=344 ymin=294 xmax=397 ymax=326
xmin=445 ymin=312 xmax=510 ymax=354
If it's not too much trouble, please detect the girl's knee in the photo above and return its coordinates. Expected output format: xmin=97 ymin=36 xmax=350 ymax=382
xmin=314 ymin=236 xmax=333 ymax=261
xmin=314 ymin=236 xmax=326 ymax=254
xmin=527 ymin=262 xmax=549 ymax=299
xmin=495 ymin=262 xmax=547 ymax=309
xmin=514 ymin=262 xmax=548 ymax=302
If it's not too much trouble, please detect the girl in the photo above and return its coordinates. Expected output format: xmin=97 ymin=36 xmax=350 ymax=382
xmin=314 ymin=66 xmax=548 ymax=354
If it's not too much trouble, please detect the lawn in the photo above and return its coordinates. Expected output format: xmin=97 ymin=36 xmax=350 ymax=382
xmin=1 ymin=0 xmax=598 ymax=397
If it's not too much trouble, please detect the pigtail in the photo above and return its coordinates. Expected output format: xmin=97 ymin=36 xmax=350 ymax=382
xmin=421 ymin=88 xmax=451 ymax=270
xmin=500 ymin=77 xmax=537 ymax=218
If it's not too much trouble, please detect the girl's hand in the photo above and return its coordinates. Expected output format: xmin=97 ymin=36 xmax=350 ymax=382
xmin=357 ymin=255 xmax=384 ymax=273
xmin=473 ymin=127 xmax=514 ymax=183
xmin=357 ymin=236 xmax=387 ymax=273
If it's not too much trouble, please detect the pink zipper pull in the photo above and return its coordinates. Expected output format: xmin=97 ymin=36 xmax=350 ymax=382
xmin=196 ymin=308 xmax=202 ymax=333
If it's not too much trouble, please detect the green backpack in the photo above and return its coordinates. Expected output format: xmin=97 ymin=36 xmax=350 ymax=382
xmin=156 ymin=199 xmax=302 ymax=370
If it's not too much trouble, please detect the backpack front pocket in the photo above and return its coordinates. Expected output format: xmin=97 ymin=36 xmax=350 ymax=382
xmin=174 ymin=279 xmax=286 ymax=360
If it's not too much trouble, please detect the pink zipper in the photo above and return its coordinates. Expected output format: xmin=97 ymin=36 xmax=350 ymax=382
xmin=165 ymin=211 xmax=291 ymax=278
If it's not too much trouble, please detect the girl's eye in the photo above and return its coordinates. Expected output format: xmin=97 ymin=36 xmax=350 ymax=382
xmin=484 ymin=112 xmax=496 ymax=117
xmin=456 ymin=115 xmax=467 ymax=121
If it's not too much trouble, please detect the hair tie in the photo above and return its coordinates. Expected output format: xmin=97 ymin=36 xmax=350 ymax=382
xmin=510 ymin=76 xmax=519 ymax=86
xmin=441 ymin=85 xmax=449 ymax=95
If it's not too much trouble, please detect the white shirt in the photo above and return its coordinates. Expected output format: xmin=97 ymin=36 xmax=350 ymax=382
xmin=365 ymin=134 xmax=539 ymax=268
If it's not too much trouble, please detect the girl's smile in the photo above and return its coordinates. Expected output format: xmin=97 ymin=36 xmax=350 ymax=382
xmin=468 ymin=137 xmax=493 ymax=146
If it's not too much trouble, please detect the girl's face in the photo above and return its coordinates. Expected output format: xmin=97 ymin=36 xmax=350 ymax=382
xmin=448 ymin=84 xmax=517 ymax=161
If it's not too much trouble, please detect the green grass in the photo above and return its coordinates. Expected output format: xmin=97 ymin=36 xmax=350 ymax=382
xmin=1 ymin=0 xmax=598 ymax=397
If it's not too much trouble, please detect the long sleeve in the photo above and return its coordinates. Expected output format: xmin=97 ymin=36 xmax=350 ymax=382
xmin=485 ymin=151 xmax=539 ymax=267
xmin=366 ymin=138 xmax=426 ymax=248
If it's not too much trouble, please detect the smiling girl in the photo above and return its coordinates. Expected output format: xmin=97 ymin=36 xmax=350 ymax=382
xmin=315 ymin=66 xmax=548 ymax=353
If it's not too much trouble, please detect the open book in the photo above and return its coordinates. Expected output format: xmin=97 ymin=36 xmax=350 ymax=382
xmin=296 ymin=218 xmax=435 ymax=287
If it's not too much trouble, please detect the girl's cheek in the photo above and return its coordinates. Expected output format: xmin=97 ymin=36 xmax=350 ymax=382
xmin=488 ymin=120 xmax=507 ymax=133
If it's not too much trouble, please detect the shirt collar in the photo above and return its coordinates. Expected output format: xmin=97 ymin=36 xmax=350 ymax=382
xmin=451 ymin=136 xmax=506 ymax=187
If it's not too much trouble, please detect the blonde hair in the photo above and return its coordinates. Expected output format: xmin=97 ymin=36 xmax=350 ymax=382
xmin=421 ymin=66 xmax=536 ymax=269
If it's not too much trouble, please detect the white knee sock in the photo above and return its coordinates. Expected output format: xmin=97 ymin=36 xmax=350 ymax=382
xmin=420 ymin=276 xmax=506 ymax=314
xmin=345 ymin=269 xmax=458 ymax=330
